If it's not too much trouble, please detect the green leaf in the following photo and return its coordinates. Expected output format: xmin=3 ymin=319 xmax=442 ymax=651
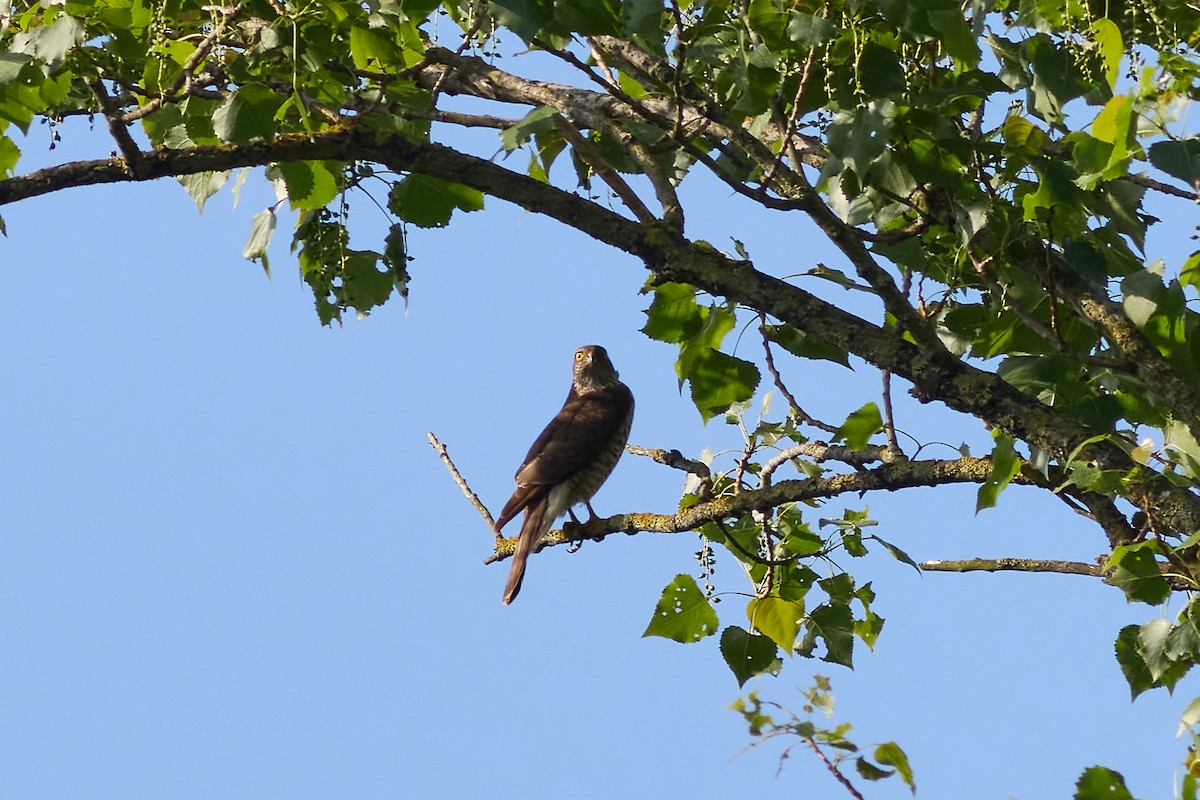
xmin=212 ymin=83 xmax=283 ymax=144
xmin=642 ymin=282 xmax=703 ymax=343
xmin=874 ymin=742 xmax=916 ymax=793
xmin=277 ymin=160 xmax=342 ymax=210
xmin=1106 ymin=542 xmax=1172 ymax=605
xmin=1184 ymin=772 xmax=1199 ymax=800
xmin=855 ymin=757 xmax=893 ymax=782
xmin=489 ymin=0 xmax=555 ymax=44
xmin=1115 ymin=624 xmax=1155 ymax=699
xmin=762 ymin=324 xmax=851 ymax=368
xmin=383 ymin=224 xmax=410 ymax=303
xmin=1180 ymin=252 xmax=1200 ymax=293
xmin=16 ymin=13 xmax=85 ymax=67
xmin=747 ymin=596 xmax=804 ymax=653
xmin=1025 ymin=34 xmax=1089 ymax=122
xmin=643 ymin=573 xmax=719 ymax=643
xmin=787 ymin=12 xmax=835 ymax=47
xmin=0 ymin=53 xmax=31 ymax=86
xmin=622 ymin=0 xmax=664 ymax=43
xmin=857 ymin=43 xmax=905 ymax=98
xmin=835 ymin=403 xmax=882 ymax=450
xmin=976 ymin=430 xmax=1020 ymax=513
xmin=1149 ymin=140 xmax=1200 ymax=187
xmin=869 ymin=534 xmax=920 ymax=573
xmin=0 ymin=133 xmax=18 ymax=176
xmin=680 ymin=347 xmax=761 ymax=422
xmin=176 ymin=171 xmax=230 ymax=214
xmin=1091 ymin=19 xmax=1123 ymax=89
xmin=388 ymin=174 xmax=484 ymax=228
xmin=799 ymin=603 xmax=855 ymax=667
xmin=340 ymin=250 xmax=395 ymax=314
xmin=1073 ymin=766 xmax=1136 ymax=800
xmin=927 ymin=5 xmax=978 ymax=68
xmin=1003 ymin=115 xmax=1051 ymax=150
xmin=821 ymin=572 xmax=856 ymax=604
xmin=242 ymin=207 xmax=277 ymax=275
xmin=719 ymin=626 xmax=779 ymax=687
xmin=1138 ymin=617 xmax=1192 ymax=691
xmin=826 ymin=103 xmax=893 ymax=177
xmin=500 ymin=105 xmax=558 ymax=151
xmin=1122 ymin=268 xmax=1163 ymax=328
xmin=1179 ymin=696 xmax=1200 ymax=735
xmin=349 ymin=24 xmax=401 ymax=70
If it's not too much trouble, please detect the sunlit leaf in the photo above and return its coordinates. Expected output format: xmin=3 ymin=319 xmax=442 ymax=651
xmin=1074 ymin=766 xmax=1135 ymax=800
xmin=643 ymin=573 xmax=719 ymax=643
xmin=747 ymin=596 xmax=803 ymax=653
xmin=835 ymin=403 xmax=882 ymax=450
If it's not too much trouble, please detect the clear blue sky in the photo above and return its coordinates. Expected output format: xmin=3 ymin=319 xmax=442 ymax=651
xmin=0 ymin=110 xmax=1191 ymax=799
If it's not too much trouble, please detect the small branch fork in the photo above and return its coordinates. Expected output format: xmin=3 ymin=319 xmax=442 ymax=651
xmin=426 ymin=432 xmax=496 ymax=535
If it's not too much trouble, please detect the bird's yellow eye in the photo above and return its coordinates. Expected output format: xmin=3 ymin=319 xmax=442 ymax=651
xmin=575 ymin=351 xmax=585 ymax=361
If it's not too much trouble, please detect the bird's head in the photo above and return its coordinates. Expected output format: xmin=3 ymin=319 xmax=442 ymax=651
xmin=572 ymin=345 xmax=622 ymax=392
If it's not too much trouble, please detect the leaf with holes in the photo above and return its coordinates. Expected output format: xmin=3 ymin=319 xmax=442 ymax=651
xmin=643 ymin=574 xmax=719 ymax=643
xmin=720 ymin=626 xmax=779 ymax=687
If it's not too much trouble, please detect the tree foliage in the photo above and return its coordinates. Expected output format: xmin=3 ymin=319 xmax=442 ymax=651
xmin=5 ymin=0 xmax=1200 ymax=791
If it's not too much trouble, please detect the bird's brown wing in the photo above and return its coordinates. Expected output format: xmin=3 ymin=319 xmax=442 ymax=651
xmin=515 ymin=385 xmax=633 ymax=485
xmin=494 ymin=385 xmax=633 ymax=531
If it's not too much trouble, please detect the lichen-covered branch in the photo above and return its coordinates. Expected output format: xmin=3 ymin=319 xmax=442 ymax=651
xmin=5 ymin=123 xmax=1196 ymax=538
xmin=487 ymin=455 xmax=1022 ymax=563
xmin=920 ymin=557 xmax=1103 ymax=577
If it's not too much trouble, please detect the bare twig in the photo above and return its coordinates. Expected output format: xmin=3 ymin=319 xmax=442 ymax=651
xmin=760 ymin=442 xmax=900 ymax=489
xmin=586 ymin=38 xmax=619 ymax=87
xmin=399 ymin=108 xmax=517 ymax=130
xmin=1121 ymin=172 xmax=1198 ymax=200
xmin=427 ymin=431 xmax=497 ymax=534
xmin=806 ymin=738 xmax=866 ymax=800
xmin=919 ymin=557 xmax=1101 ymax=577
xmin=881 ymin=371 xmax=902 ymax=454
xmin=551 ymin=113 xmax=657 ymax=223
xmin=759 ymin=314 xmax=840 ymax=434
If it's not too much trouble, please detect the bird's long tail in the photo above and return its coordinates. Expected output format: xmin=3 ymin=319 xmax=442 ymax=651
xmin=502 ymin=497 xmax=547 ymax=605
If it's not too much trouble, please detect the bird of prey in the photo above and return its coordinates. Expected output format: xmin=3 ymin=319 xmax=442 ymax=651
xmin=495 ymin=345 xmax=634 ymax=604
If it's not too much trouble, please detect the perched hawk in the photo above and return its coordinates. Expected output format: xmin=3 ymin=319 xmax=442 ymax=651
xmin=495 ymin=345 xmax=634 ymax=604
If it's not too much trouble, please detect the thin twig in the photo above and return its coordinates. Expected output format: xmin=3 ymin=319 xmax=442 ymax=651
xmin=881 ymin=371 xmax=902 ymax=454
xmin=762 ymin=0 xmax=828 ymax=188
xmin=715 ymin=519 xmax=797 ymax=567
xmin=405 ymin=108 xmax=515 ymax=129
xmin=427 ymin=431 xmax=497 ymax=534
xmin=550 ymin=113 xmax=657 ymax=223
xmin=805 ymin=738 xmax=865 ymax=800
xmin=919 ymin=557 xmax=1102 ymax=577
xmin=122 ymin=3 xmax=247 ymax=123
xmin=586 ymin=38 xmax=619 ymax=87
xmin=759 ymin=314 xmax=840 ymax=434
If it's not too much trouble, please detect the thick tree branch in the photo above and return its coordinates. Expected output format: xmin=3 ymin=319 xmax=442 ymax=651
xmin=4 ymin=123 xmax=1198 ymax=538
xmin=1034 ymin=243 xmax=1200 ymax=439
